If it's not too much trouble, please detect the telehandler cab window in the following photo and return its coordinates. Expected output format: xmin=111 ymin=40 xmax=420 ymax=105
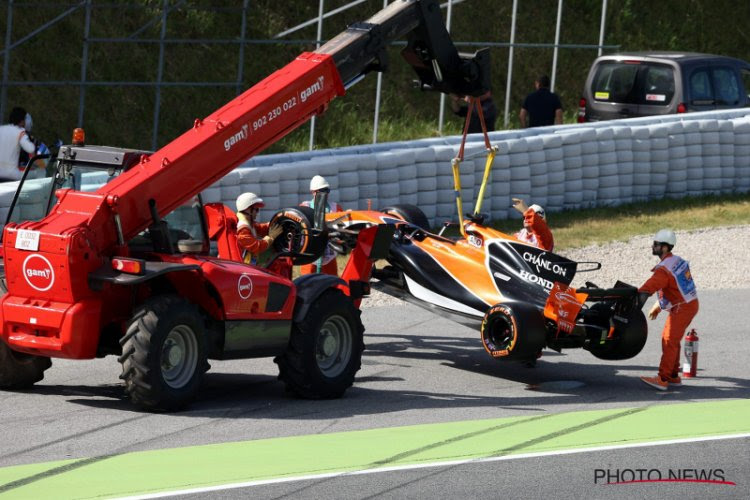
xmin=163 ymin=198 xmax=208 ymax=248
xmin=128 ymin=197 xmax=209 ymax=255
xmin=5 ymin=160 xmax=122 ymax=226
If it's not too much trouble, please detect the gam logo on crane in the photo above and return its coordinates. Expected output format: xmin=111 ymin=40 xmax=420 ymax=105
xmin=224 ymin=124 xmax=249 ymax=152
xmin=300 ymin=76 xmax=325 ymax=103
xmin=22 ymin=254 xmax=55 ymax=292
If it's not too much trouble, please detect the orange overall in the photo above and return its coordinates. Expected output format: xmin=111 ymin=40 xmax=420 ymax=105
xmin=237 ymin=220 xmax=291 ymax=279
xmin=237 ymin=221 xmax=271 ymax=261
xmin=514 ymin=208 xmax=554 ymax=251
xmin=639 ymin=253 xmax=699 ymax=381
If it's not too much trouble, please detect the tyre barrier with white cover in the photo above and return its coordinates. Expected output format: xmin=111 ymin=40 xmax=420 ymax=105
xmin=3 ymin=109 xmax=750 ymax=229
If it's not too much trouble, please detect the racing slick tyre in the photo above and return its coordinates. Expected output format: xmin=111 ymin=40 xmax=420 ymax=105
xmin=119 ymin=295 xmax=209 ymax=411
xmin=585 ymin=306 xmax=648 ymax=360
xmin=381 ymin=204 xmax=430 ymax=230
xmin=0 ymin=338 xmax=52 ymax=389
xmin=275 ymin=289 xmax=364 ymax=399
xmin=481 ymin=302 xmax=546 ymax=362
xmin=269 ymin=206 xmax=328 ymax=265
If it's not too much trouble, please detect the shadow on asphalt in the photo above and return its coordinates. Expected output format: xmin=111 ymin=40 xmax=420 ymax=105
xmin=26 ymin=328 xmax=749 ymax=417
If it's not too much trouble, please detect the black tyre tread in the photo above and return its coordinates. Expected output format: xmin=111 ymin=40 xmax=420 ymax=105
xmin=381 ymin=204 xmax=430 ymax=230
xmin=0 ymin=338 xmax=52 ymax=389
xmin=119 ymin=295 xmax=208 ymax=411
xmin=269 ymin=206 xmax=328 ymax=265
xmin=481 ymin=303 xmax=546 ymax=361
xmin=275 ymin=289 xmax=364 ymax=399
xmin=587 ymin=309 xmax=648 ymax=360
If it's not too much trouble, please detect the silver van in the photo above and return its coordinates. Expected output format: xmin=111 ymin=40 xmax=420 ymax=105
xmin=578 ymin=52 xmax=750 ymax=122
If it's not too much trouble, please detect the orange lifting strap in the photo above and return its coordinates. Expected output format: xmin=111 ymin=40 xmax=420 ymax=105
xmin=451 ymin=96 xmax=496 ymax=237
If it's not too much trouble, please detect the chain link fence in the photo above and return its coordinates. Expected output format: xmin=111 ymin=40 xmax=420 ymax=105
xmin=1 ymin=0 xmax=615 ymax=151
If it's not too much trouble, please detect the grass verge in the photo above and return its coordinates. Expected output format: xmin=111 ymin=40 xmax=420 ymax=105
xmin=482 ymin=193 xmax=750 ymax=250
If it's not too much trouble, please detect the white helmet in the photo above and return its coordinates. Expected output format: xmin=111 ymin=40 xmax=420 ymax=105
xmin=529 ymin=204 xmax=546 ymax=220
xmin=310 ymin=175 xmax=330 ymax=192
xmin=653 ymin=229 xmax=676 ymax=246
xmin=236 ymin=192 xmax=264 ymax=212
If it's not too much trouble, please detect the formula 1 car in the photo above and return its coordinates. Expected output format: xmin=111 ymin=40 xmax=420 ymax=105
xmin=323 ymin=205 xmax=647 ymax=363
xmin=315 ymin=130 xmax=648 ymax=364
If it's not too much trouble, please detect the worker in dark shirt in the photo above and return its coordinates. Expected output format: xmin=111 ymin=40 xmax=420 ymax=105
xmin=519 ymin=75 xmax=563 ymax=128
xmin=450 ymin=91 xmax=497 ymax=133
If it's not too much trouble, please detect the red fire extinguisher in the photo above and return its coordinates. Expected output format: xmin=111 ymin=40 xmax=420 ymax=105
xmin=682 ymin=329 xmax=699 ymax=377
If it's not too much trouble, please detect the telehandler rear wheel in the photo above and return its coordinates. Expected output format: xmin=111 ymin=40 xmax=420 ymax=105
xmin=119 ymin=295 xmax=208 ymax=411
xmin=0 ymin=338 xmax=52 ymax=389
xmin=276 ymin=289 xmax=364 ymax=399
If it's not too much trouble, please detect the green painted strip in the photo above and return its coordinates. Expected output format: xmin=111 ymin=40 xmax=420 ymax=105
xmin=0 ymin=399 xmax=748 ymax=499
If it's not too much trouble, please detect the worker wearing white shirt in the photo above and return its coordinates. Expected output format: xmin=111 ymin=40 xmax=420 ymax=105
xmin=0 ymin=107 xmax=36 ymax=182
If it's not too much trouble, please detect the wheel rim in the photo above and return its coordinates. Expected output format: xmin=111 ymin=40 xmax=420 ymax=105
xmin=315 ymin=314 xmax=353 ymax=377
xmin=489 ymin=317 xmax=515 ymax=351
xmin=161 ymin=325 xmax=199 ymax=389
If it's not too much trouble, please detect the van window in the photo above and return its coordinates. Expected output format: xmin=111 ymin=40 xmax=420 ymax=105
xmin=591 ymin=62 xmax=675 ymax=105
xmin=712 ymin=67 xmax=741 ymax=105
xmin=640 ymin=65 xmax=675 ymax=105
xmin=591 ymin=62 xmax=639 ymax=103
xmin=689 ymin=68 xmax=714 ymax=103
xmin=741 ymin=69 xmax=750 ymax=102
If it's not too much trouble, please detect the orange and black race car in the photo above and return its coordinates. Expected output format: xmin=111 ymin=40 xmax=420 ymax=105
xmin=271 ymin=101 xmax=647 ymax=365
xmin=323 ymin=204 xmax=648 ymax=364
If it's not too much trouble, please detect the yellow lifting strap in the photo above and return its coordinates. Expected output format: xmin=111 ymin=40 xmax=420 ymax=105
xmin=451 ymin=96 xmax=497 ymax=237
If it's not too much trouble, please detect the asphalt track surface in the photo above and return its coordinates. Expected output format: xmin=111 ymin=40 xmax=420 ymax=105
xmin=0 ymin=289 xmax=748 ymax=499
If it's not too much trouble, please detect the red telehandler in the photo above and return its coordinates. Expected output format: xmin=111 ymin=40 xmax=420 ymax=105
xmin=0 ymin=0 xmax=490 ymax=410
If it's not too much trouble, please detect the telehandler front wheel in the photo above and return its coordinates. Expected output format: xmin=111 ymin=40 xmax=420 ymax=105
xmin=276 ymin=289 xmax=364 ymax=399
xmin=0 ymin=338 xmax=52 ymax=389
xmin=119 ymin=295 xmax=208 ymax=411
